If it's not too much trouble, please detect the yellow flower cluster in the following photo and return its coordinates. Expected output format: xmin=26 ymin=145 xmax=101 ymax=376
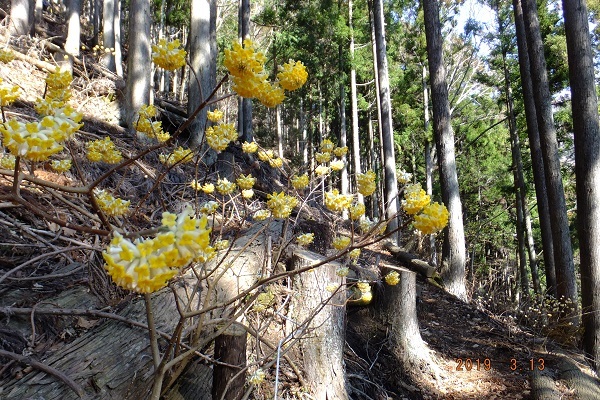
xmin=1 ymin=115 xmax=77 ymax=162
xmin=332 ymin=236 xmax=351 ymax=250
xmin=46 ymin=70 xmax=73 ymax=91
xmin=224 ymin=40 xmax=307 ymax=108
xmin=0 ymin=154 xmax=15 ymax=169
xmin=413 ymin=202 xmax=449 ymax=235
xmin=385 ymin=271 xmax=400 ymax=286
xmin=357 ymin=170 xmax=376 ymax=196
xmin=216 ymin=178 xmax=236 ymax=195
xmin=207 ymin=109 xmax=224 ymax=122
xmin=402 ymin=183 xmax=431 ymax=215
xmin=159 ymin=146 xmax=193 ymax=166
xmin=315 ymin=165 xmax=330 ymax=176
xmin=0 ymin=79 xmax=20 ymax=106
xmin=248 ymin=369 xmax=266 ymax=385
xmin=103 ymin=208 xmax=214 ymax=293
xmin=152 ymin=39 xmax=187 ymax=71
xmin=206 ymin=123 xmax=237 ymax=152
xmin=291 ymin=174 xmax=309 ymax=189
xmin=348 ymin=248 xmax=361 ymax=260
xmin=253 ymin=209 xmax=271 ymax=221
xmin=359 ymin=217 xmax=386 ymax=235
xmin=257 ymin=148 xmax=283 ymax=168
xmin=266 ymin=191 xmax=298 ymax=218
xmin=201 ymin=183 xmax=215 ymax=194
xmin=253 ymin=292 xmax=274 ymax=312
xmin=333 ymin=146 xmax=348 ymax=157
xmin=94 ymin=189 xmax=130 ymax=217
xmin=268 ymin=157 xmax=283 ymax=168
xmin=324 ymin=189 xmax=353 ymax=213
xmin=336 ymin=266 xmax=349 ymax=277
xmin=0 ymin=49 xmax=15 ymax=63
xmin=296 ymin=233 xmax=314 ymax=246
xmin=242 ymin=189 xmax=254 ymax=199
xmin=86 ymin=137 xmax=123 ymax=164
xmin=349 ymin=202 xmax=365 ymax=220
xmin=242 ymin=141 xmax=258 ymax=153
xmin=320 ymin=139 xmax=335 ymax=153
xmin=330 ymin=159 xmax=345 ymax=171
xmin=50 ymin=159 xmax=72 ymax=173
xmin=135 ymin=105 xmax=170 ymax=142
xmin=315 ymin=152 xmax=331 ymax=164
xmin=277 ymin=60 xmax=308 ymax=91
xmin=356 ymin=281 xmax=373 ymax=303
xmin=236 ymin=174 xmax=255 ymax=189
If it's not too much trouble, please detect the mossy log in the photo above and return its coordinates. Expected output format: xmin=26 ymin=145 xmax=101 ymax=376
xmin=557 ymin=358 xmax=600 ymax=400
xmin=530 ymin=369 xmax=560 ymax=400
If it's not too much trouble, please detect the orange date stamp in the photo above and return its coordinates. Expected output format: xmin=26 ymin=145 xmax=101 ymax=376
xmin=455 ymin=357 xmax=545 ymax=372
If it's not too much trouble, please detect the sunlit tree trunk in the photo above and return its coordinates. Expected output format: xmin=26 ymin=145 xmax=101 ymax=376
xmin=238 ymin=0 xmax=253 ymax=142
xmin=371 ymin=0 xmax=400 ymax=243
xmin=521 ymin=0 xmax=578 ymax=314
xmin=423 ymin=64 xmax=437 ymax=266
xmin=423 ymin=0 xmax=467 ymax=301
xmin=349 ymin=0 xmax=362 ymax=204
xmin=562 ymin=0 xmax=600 ymax=370
xmin=513 ymin=0 xmax=555 ymax=296
xmin=188 ymin=0 xmax=217 ymax=147
xmin=124 ymin=0 xmax=152 ymax=128
xmin=62 ymin=0 xmax=81 ymax=71
xmin=9 ymin=0 xmax=34 ymax=36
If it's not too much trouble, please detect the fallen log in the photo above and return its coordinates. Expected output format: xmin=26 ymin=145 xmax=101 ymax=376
xmin=0 ymin=221 xmax=277 ymax=400
xmin=530 ymin=369 xmax=560 ymax=400
xmin=383 ymin=242 xmax=437 ymax=278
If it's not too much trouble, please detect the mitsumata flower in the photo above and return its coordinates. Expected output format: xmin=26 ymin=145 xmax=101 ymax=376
xmin=333 ymin=146 xmax=348 ymax=157
xmin=152 ymin=39 xmax=187 ymax=70
xmin=94 ymin=189 xmax=130 ymax=217
xmin=268 ymin=157 xmax=283 ymax=168
xmin=216 ymin=178 xmax=236 ymax=195
xmin=266 ymin=191 xmax=298 ymax=218
xmin=86 ymin=137 xmax=123 ymax=164
xmin=50 ymin=159 xmax=72 ymax=173
xmin=330 ymin=159 xmax=345 ymax=171
xmin=0 ymin=154 xmax=15 ymax=169
xmin=315 ymin=152 xmax=331 ymax=164
xmin=385 ymin=271 xmax=400 ymax=286
xmin=296 ymin=233 xmax=315 ymax=246
xmin=413 ymin=202 xmax=449 ymax=235
xmin=290 ymin=174 xmax=309 ymax=190
xmin=349 ymin=203 xmax=366 ymax=220
xmin=103 ymin=207 xmax=213 ymax=293
xmin=356 ymin=170 xmax=376 ymax=196
xmin=315 ymin=165 xmax=330 ymax=176
xmin=324 ymin=189 xmax=353 ymax=213
xmin=207 ymin=109 xmax=224 ymax=122
xmin=206 ymin=123 xmax=237 ymax=152
xmin=242 ymin=141 xmax=258 ymax=153
xmin=332 ymin=236 xmax=351 ymax=250
xmin=253 ymin=209 xmax=271 ymax=221
xmin=159 ymin=147 xmax=194 ymax=166
xmin=0 ymin=79 xmax=20 ymax=106
xmin=277 ymin=60 xmax=308 ymax=91
xmin=402 ymin=183 xmax=430 ymax=215
xmin=320 ymin=139 xmax=335 ymax=153
xmin=0 ymin=49 xmax=15 ymax=63
xmin=236 ymin=174 xmax=256 ymax=190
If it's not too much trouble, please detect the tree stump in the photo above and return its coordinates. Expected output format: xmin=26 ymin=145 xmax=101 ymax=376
xmin=290 ymin=248 xmax=348 ymax=400
xmin=379 ymin=266 xmax=442 ymax=381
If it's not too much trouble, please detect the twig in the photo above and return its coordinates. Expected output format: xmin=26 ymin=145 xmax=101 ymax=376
xmin=144 ymin=293 xmax=161 ymax=371
xmin=0 ymin=245 xmax=91 ymax=285
xmin=0 ymin=349 xmax=84 ymax=398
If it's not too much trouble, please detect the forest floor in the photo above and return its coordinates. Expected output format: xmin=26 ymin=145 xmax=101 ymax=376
xmin=0 ymin=17 xmax=599 ymax=400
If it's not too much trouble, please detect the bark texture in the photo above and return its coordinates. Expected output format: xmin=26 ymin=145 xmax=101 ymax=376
xmin=290 ymin=249 xmax=348 ymax=400
xmin=521 ymin=0 xmax=577 ymax=309
xmin=371 ymin=0 xmax=400 ymax=242
xmin=562 ymin=0 xmax=600 ymax=370
xmin=423 ymin=0 xmax=467 ymax=301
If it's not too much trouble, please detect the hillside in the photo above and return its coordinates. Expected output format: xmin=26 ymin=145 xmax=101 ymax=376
xmin=0 ymin=18 xmax=599 ymax=400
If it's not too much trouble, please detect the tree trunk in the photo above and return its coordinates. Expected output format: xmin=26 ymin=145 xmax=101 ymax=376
xmin=423 ymin=0 xmax=467 ymax=301
xmin=290 ymin=249 xmax=348 ymax=399
xmin=379 ymin=265 xmax=441 ymax=380
xmin=238 ymin=0 xmax=253 ymax=143
xmin=62 ymin=0 xmax=81 ymax=72
xmin=513 ymin=0 xmax=556 ymax=297
xmin=521 ymin=0 xmax=577 ymax=315
xmin=562 ymin=0 xmax=600 ymax=371
xmin=339 ymin=79 xmax=349 ymax=217
xmin=423 ymin=64 xmax=437 ymax=266
xmin=188 ymin=0 xmax=217 ymax=148
xmin=371 ymin=0 xmax=400 ymax=243
xmin=349 ymin=0 xmax=362 ymax=205
xmin=124 ymin=0 xmax=152 ymax=129
xmin=102 ymin=0 xmax=117 ymax=72
xmin=9 ymin=0 xmax=34 ymax=36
